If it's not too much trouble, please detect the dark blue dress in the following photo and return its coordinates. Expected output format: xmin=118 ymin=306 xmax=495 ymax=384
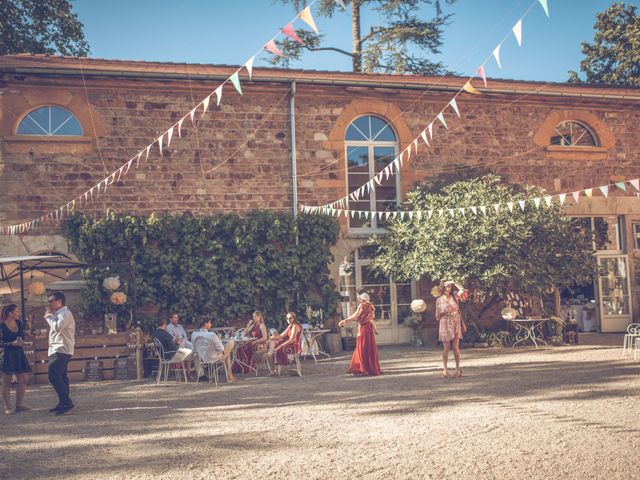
xmin=1 ymin=320 xmax=32 ymax=374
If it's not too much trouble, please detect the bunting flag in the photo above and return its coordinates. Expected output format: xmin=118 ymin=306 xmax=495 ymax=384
xmin=615 ymin=182 xmax=626 ymax=191
xmin=559 ymin=193 xmax=566 ymax=205
xmin=572 ymin=191 xmax=580 ymax=203
xmin=544 ymin=195 xmax=552 ymax=207
xmin=200 ymin=96 xmax=210 ymax=118
xmin=245 ymin=56 xmax=256 ymax=79
xmin=584 ymin=188 xmax=593 ymax=198
xmin=518 ymin=200 xmax=526 ymax=211
xmin=492 ymin=45 xmax=502 ymax=69
xmin=189 ymin=107 xmax=196 ymax=124
xmin=336 ymin=0 xmax=346 ymax=8
xmin=177 ymin=118 xmax=184 ymax=137
xmin=282 ymin=23 xmax=304 ymax=44
xmin=480 ymin=206 xmax=487 ymax=215
xmin=506 ymin=202 xmax=514 ymax=212
xmin=299 ymin=6 xmax=318 ymax=32
xmin=512 ymin=19 xmax=523 ymax=47
xmin=229 ymin=72 xmax=243 ymax=95
xmin=599 ymin=185 xmax=609 ymax=197
xmin=471 ymin=206 xmax=477 ymax=215
xmin=477 ymin=65 xmax=487 ymax=87
xmin=420 ymin=129 xmax=430 ymax=146
xmin=631 ymin=179 xmax=640 ymax=191
xmin=437 ymin=112 xmax=447 ymax=129
xmin=449 ymin=98 xmax=460 ymax=117
xmin=214 ymin=85 xmax=223 ymax=106
xmin=264 ymin=39 xmax=286 ymax=58
xmin=427 ymin=122 xmax=434 ymax=139
xmin=167 ymin=125 xmax=174 ymax=146
xmin=533 ymin=197 xmax=541 ymax=208
xmin=158 ymin=133 xmax=164 ymax=156
xmin=538 ymin=0 xmax=549 ymax=17
xmin=462 ymin=80 xmax=481 ymax=95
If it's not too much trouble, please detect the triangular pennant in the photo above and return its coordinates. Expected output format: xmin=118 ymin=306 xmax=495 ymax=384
xmin=471 ymin=206 xmax=477 ymax=215
xmin=559 ymin=193 xmax=567 ymax=205
xmin=544 ymin=195 xmax=552 ymax=207
xmin=572 ymin=191 xmax=580 ymax=203
xmin=462 ymin=80 xmax=481 ymax=95
xmin=518 ymin=200 xmax=526 ymax=211
xmin=492 ymin=45 xmax=502 ymax=69
xmin=538 ymin=0 xmax=549 ymax=17
xmin=167 ymin=126 xmax=174 ymax=146
xmin=512 ymin=19 xmax=522 ymax=47
xmin=615 ymin=182 xmax=627 ymax=191
xmin=476 ymin=65 xmax=487 ymax=88
xmin=458 ymin=208 xmax=465 ymax=216
xmin=437 ymin=112 xmax=447 ymax=129
xmin=201 ymin=96 xmax=210 ymax=118
xmin=416 ymin=211 xmax=422 ymax=220
xmin=229 ymin=72 xmax=243 ymax=95
xmin=480 ymin=206 xmax=487 ymax=215
xmin=420 ymin=129 xmax=430 ymax=146
xmin=412 ymin=138 xmax=418 ymax=154
xmin=493 ymin=203 xmax=500 ymax=213
xmin=449 ymin=98 xmax=460 ymax=117
xmin=264 ymin=39 xmax=286 ymax=58
xmin=124 ymin=158 xmax=133 ymax=175
xmin=386 ymin=212 xmax=392 ymax=220
xmin=507 ymin=202 xmax=514 ymax=212
xmin=408 ymin=211 xmax=414 ymax=220
xmin=631 ymin=179 xmax=640 ymax=191
xmin=282 ymin=23 xmax=304 ymax=44
xmin=584 ymin=188 xmax=593 ymax=198
xmin=177 ymin=118 xmax=184 ymax=138
xmin=599 ymin=185 xmax=609 ymax=197
xmin=448 ymin=208 xmax=455 ymax=217
xmin=428 ymin=122 xmax=433 ymax=139
xmin=158 ymin=134 xmax=164 ymax=156
xmin=533 ymin=197 xmax=541 ymax=208
xmin=428 ymin=210 xmax=433 ymax=219
xmin=400 ymin=212 xmax=405 ymax=220
xmin=214 ymin=85 xmax=223 ymax=106
xmin=244 ymin=56 xmax=256 ymax=79
xmin=189 ymin=108 xmax=196 ymax=124
xmin=299 ymin=6 xmax=319 ymax=33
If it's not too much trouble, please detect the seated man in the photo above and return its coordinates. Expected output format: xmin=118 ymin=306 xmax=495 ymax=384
xmin=166 ymin=312 xmax=192 ymax=348
xmin=153 ymin=318 xmax=193 ymax=363
xmin=191 ymin=318 xmax=236 ymax=383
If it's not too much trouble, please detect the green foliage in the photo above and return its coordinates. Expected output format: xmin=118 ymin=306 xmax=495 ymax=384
xmin=371 ymin=174 xmax=597 ymax=298
xmin=63 ymin=211 xmax=340 ymax=329
xmin=568 ymin=2 xmax=640 ymax=86
xmin=0 ymin=0 xmax=89 ymax=56
xmin=274 ymin=0 xmax=456 ymax=74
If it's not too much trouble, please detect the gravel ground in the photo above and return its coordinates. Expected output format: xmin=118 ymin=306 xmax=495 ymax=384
xmin=1 ymin=344 xmax=639 ymax=480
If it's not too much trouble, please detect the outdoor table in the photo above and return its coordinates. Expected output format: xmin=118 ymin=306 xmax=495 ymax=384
xmin=301 ymin=328 xmax=331 ymax=363
xmin=222 ymin=336 xmax=257 ymax=375
xmin=510 ymin=318 xmax=549 ymax=349
xmin=213 ymin=326 xmax=238 ymax=337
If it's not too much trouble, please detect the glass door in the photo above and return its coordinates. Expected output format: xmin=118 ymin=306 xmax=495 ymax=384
xmin=597 ymin=255 xmax=632 ymax=332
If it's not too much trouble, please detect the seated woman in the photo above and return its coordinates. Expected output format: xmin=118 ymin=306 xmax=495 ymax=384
xmin=232 ymin=310 xmax=269 ymax=374
xmin=268 ymin=312 xmax=302 ymax=376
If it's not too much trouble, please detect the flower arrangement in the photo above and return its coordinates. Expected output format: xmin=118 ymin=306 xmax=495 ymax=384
xmin=110 ymin=291 xmax=127 ymax=305
xmin=103 ymin=276 xmax=121 ymax=291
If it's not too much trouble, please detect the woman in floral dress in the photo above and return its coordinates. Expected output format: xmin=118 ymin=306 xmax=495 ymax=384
xmin=435 ymin=281 xmax=467 ymax=378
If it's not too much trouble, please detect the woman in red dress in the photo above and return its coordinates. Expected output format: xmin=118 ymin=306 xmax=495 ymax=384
xmin=340 ymin=289 xmax=382 ymax=376
xmin=268 ymin=312 xmax=302 ymax=376
xmin=232 ymin=310 xmax=269 ymax=374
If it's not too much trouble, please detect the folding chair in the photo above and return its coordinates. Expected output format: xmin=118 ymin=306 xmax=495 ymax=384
xmin=153 ymin=338 xmax=189 ymax=385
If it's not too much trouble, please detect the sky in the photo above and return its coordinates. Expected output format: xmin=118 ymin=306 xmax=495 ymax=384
xmin=72 ymin=0 xmax=634 ymax=83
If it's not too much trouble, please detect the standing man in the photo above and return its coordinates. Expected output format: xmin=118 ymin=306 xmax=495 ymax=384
xmin=45 ymin=292 xmax=75 ymax=415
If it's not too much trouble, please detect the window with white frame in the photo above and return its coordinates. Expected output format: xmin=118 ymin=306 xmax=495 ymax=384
xmin=17 ymin=106 xmax=83 ymax=136
xmin=345 ymin=115 xmax=399 ymax=230
xmin=550 ymin=120 xmax=598 ymax=147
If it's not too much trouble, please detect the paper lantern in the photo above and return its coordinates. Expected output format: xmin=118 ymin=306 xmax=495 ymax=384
xmin=110 ymin=291 xmax=127 ymax=305
xmin=411 ymin=299 xmax=427 ymax=313
xmin=103 ymin=276 xmax=121 ymax=291
xmin=28 ymin=281 xmax=46 ymax=295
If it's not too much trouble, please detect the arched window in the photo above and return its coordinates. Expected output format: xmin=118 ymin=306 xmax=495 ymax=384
xmin=345 ymin=115 xmax=399 ymax=230
xmin=550 ymin=121 xmax=598 ymax=147
xmin=17 ymin=106 xmax=83 ymax=136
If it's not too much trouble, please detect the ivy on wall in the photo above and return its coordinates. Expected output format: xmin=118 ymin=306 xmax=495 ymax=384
xmin=63 ymin=211 xmax=340 ymax=329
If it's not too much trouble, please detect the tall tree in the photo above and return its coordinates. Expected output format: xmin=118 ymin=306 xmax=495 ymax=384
xmin=370 ymin=174 xmax=597 ymax=325
xmin=275 ymin=0 xmax=456 ymax=74
xmin=568 ymin=2 xmax=640 ymax=86
xmin=0 ymin=0 xmax=89 ymax=56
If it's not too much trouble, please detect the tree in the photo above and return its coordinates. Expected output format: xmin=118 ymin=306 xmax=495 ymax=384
xmin=275 ymin=0 xmax=456 ymax=74
xmin=370 ymin=174 xmax=597 ymax=324
xmin=0 ymin=0 xmax=89 ymax=56
xmin=568 ymin=2 xmax=640 ymax=86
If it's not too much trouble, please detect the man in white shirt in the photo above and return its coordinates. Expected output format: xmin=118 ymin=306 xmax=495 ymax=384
xmin=191 ymin=318 xmax=236 ymax=383
xmin=166 ymin=313 xmax=192 ymax=348
xmin=45 ymin=292 xmax=75 ymax=415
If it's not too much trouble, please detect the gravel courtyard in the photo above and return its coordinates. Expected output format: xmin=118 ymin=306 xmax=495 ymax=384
xmin=2 ymin=344 xmax=639 ymax=480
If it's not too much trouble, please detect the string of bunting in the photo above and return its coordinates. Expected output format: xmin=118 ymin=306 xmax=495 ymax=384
xmin=302 ymin=0 xmax=550 ymax=213
xmin=301 ymin=177 xmax=640 ymax=220
xmin=1 ymin=3 xmax=323 ymax=236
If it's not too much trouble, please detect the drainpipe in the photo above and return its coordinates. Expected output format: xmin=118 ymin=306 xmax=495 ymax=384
xmin=290 ymin=81 xmax=298 ymax=218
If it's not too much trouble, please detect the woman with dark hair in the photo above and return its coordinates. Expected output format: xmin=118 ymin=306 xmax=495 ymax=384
xmin=435 ymin=281 xmax=468 ymax=378
xmin=339 ymin=289 xmax=382 ymax=376
xmin=268 ymin=312 xmax=303 ymax=376
xmin=232 ymin=310 xmax=269 ymax=374
xmin=1 ymin=304 xmax=32 ymax=414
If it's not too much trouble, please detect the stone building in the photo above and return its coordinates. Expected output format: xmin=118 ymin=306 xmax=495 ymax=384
xmin=1 ymin=54 xmax=639 ymax=343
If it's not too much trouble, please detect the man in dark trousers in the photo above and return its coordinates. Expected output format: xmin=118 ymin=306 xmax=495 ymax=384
xmin=45 ymin=292 xmax=76 ymax=415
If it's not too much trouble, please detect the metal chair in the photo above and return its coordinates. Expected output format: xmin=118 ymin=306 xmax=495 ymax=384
xmin=622 ymin=323 xmax=640 ymax=357
xmin=276 ymin=330 xmax=303 ymax=377
xmin=192 ymin=336 xmax=227 ymax=387
xmin=153 ymin=338 xmax=189 ymax=385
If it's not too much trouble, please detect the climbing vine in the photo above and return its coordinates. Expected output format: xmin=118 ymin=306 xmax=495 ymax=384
xmin=63 ymin=211 xmax=340 ymax=329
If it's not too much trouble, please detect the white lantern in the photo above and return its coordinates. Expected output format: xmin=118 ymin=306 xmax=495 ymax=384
xmin=28 ymin=281 xmax=46 ymax=296
xmin=410 ymin=299 xmax=427 ymax=313
xmin=103 ymin=276 xmax=121 ymax=291
xmin=111 ymin=291 xmax=127 ymax=305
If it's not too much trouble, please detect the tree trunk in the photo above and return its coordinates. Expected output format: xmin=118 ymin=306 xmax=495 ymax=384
xmin=351 ymin=0 xmax=362 ymax=72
